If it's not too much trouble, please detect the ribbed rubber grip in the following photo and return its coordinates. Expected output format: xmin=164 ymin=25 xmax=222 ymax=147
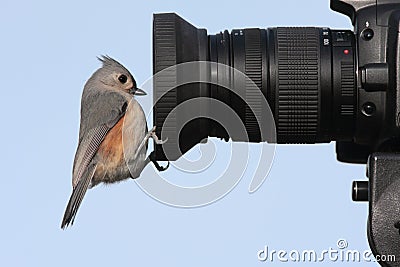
xmin=340 ymin=61 xmax=355 ymax=116
xmin=153 ymin=14 xmax=178 ymax=159
xmin=245 ymin=29 xmax=263 ymax=141
xmin=276 ymin=27 xmax=320 ymax=143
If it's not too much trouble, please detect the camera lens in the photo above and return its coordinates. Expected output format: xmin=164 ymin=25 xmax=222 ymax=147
xmin=153 ymin=13 xmax=356 ymax=160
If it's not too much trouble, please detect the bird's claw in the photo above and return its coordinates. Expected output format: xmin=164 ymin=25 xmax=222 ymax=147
xmin=152 ymin=134 xmax=168 ymax=145
xmin=149 ymin=126 xmax=168 ymax=145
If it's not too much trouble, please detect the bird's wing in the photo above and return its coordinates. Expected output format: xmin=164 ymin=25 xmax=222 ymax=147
xmin=62 ymin=120 xmax=121 ymax=229
xmin=72 ymin=124 xmax=115 ymax=187
xmin=61 ymin=90 xmax=130 ymax=229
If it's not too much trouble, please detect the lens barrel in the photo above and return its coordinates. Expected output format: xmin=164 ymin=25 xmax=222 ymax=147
xmin=153 ymin=13 xmax=356 ymax=161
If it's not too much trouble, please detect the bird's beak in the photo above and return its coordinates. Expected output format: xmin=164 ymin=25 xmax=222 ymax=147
xmin=131 ymin=87 xmax=147 ymax=96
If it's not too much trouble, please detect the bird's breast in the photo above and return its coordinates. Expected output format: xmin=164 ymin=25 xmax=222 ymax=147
xmin=98 ymin=115 xmax=125 ymax=168
xmin=95 ymin=100 xmax=147 ymax=184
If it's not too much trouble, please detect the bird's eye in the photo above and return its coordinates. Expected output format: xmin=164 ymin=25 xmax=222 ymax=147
xmin=118 ymin=74 xmax=128 ymax=84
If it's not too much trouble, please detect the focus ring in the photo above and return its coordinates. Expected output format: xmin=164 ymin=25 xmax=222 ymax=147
xmin=276 ymin=27 xmax=320 ymax=143
xmin=244 ymin=29 xmax=263 ymax=141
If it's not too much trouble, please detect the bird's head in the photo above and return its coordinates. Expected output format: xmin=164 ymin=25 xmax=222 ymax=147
xmin=96 ymin=55 xmax=146 ymax=96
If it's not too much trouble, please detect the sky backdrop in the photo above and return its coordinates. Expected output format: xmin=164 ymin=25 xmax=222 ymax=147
xmin=0 ymin=0 xmax=373 ymax=266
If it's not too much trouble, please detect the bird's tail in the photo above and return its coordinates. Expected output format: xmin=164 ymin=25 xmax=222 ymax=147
xmin=61 ymin=164 xmax=97 ymax=229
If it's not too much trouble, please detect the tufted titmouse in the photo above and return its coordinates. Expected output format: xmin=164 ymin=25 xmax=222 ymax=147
xmin=61 ymin=56 xmax=167 ymax=229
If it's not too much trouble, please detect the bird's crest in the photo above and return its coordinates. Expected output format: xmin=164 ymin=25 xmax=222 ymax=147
xmin=97 ymin=55 xmax=128 ymax=72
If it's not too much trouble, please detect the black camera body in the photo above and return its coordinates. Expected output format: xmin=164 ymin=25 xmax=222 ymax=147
xmin=152 ymin=0 xmax=400 ymax=266
xmin=331 ymin=2 xmax=400 ymax=266
xmin=332 ymin=0 xmax=400 ymax=164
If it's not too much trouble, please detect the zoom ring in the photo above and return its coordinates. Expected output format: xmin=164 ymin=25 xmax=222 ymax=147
xmin=276 ymin=27 xmax=320 ymax=143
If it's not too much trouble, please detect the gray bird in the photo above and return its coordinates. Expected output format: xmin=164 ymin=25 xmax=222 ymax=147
xmin=61 ymin=56 xmax=167 ymax=229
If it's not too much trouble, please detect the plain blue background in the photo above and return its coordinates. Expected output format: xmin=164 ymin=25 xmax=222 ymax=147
xmin=1 ymin=0 xmax=373 ymax=266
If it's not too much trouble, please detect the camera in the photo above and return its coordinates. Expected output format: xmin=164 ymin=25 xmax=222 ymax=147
xmin=152 ymin=0 xmax=400 ymax=266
